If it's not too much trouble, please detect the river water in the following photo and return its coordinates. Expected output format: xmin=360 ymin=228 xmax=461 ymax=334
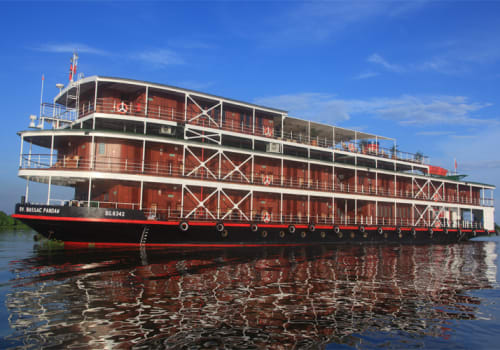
xmin=1 ymin=229 xmax=500 ymax=349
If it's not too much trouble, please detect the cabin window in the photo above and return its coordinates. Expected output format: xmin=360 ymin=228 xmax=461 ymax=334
xmin=98 ymin=143 xmax=105 ymax=155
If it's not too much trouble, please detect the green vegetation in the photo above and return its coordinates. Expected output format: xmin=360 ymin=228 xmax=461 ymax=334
xmin=496 ymin=223 xmax=500 ymax=233
xmin=0 ymin=211 xmax=27 ymax=228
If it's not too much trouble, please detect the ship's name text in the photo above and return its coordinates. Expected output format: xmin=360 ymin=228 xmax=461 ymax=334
xmin=19 ymin=206 xmax=60 ymax=214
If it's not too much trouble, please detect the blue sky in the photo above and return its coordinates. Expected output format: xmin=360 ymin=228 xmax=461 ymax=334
xmin=1 ymin=1 xmax=499 ymax=221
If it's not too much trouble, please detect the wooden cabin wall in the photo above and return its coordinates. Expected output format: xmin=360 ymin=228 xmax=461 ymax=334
xmin=148 ymin=90 xmax=184 ymax=114
xmin=396 ymin=176 xmax=412 ymax=197
xmin=283 ymin=160 xmax=307 ymax=185
xmin=253 ymin=192 xmax=280 ymax=221
xmin=254 ymin=156 xmax=280 ymax=185
xmin=142 ymin=184 xmax=182 ymax=216
xmin=56 ymin=137 xmax=91 ymax=168
xmin=145 ymin=142 xmax=183 ymax=174
xmin=309 ymin=197 xmax=331 ymax=222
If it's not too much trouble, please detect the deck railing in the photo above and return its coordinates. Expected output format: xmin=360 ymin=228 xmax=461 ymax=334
xmin=37 ymin=198 xmax=486 ymax=229
xmin=21 ymin=154 xmax=492 ymax=207
xmin=75 ymin=98 xmax=430 ymax=165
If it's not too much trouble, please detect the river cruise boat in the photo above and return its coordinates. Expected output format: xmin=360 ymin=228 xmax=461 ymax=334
xmin=13 ymin=56 xmax=496 ymax=246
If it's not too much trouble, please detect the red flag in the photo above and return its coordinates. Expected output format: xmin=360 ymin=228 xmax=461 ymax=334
xmin=41 ymin=74 xmax=44 ymax=81
xmin=454 ymin=158 xmax=457 ymax=173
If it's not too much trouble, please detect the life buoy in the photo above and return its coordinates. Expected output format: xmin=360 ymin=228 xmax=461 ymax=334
xmin=411 ymin=227 xmax=417 ymax=237
xmin=308 ymin=223 xmax=316 ymax=232
xmin=396 ymin=227 xmax=402 ymax=235
xmin=251 ymin=223 xmax=259 ymax=232
xmin=118 ymin=101 xmax=128 ymax=114
xmin=429 ymin=228 xmax=434 ymax=236
xmin=262 ymin=211 xmax=271 ymax=223
xmin=377 ymin=227 xmax=383 ymax=235
xmin=334 ymin=226 xmax=340 ymax=234
xmin=348 ymin=143 xmax=356 ymax=152
xmin=179 ymin=221 xmax=189 ymax=232
xmin=288 ymin=225 xmax=296 ymax=234
xmin=443 ymin=228 xmax=449 ymax=235
xmin=264 ymin=126 xmax=272 ymax=137
xmin=359 ymin=225 xmax=365 ymax=233
xmin=263 ymin=175 xmax=271 ymax=185
xmin=216 ymin=222 xmax=224 ymax=232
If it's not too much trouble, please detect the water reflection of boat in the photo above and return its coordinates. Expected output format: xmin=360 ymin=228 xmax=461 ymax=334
xmin=5 ymin=242 xmax=497 ymax=348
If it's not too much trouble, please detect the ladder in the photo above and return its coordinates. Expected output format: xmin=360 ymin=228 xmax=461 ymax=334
xmin=140 ymin=226 xmax=150 ymax=245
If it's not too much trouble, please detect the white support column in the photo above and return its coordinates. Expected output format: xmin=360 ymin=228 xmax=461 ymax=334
xmin=375 ymin=200 xmax=378 ymax=225
xmin=250 ymin=191 xmax=254 ymax=220
xmin=46 ymin=176 xmax=52 ymax=205
xmin=180 ymin=185 xmax=184 ymax=218
xmin=184 ymin=94 xmax=188 ymax=121
xmin=375 ymin=172 xmax=378 ymax=195
xmin=142 ymin=139 xmax=146 ymax=172
xmin=182 ymin=144 xmax=186 ymax=176
xmin=139 ymin=181 xmax=143 ymax=210
xmin=281 ymin=158 xmax=284 ymax=186
xmin=144 ymin=86 xmax=149 ymax=116
xmin=49 ymin=134 xmax=54 ymax=167
xmin=19 ymin=135 xmax=24 ymax=168
xmin=93 ymin=80 xmax=98 ymax=112
xmin=280 ymin=192 xmax=283 ymax=223
xmin=87 ymin=177 xmax=92 ymax=207
xmin=218 ymin=152 xmax=222 ymax=179
xmin=217 ymin=187 xmax=221 ymax=219
xmin=251 ymin=155 xmax=254 ymax=183
xmin=25 ymin=177 xmax=30 ymax=202
xmin=90 ymin=135 xmax=95 ymax=169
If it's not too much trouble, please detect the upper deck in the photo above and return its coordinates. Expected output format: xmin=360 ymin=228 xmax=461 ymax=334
xmin=41 ymin=76 xmax=430 ymax=169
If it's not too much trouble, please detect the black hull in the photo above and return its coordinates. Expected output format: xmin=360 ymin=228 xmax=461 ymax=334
xmin=13 ymin=203 xmax=494 ymax=247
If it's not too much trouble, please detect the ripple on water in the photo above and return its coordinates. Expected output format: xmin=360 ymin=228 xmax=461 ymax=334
xmin=1 ymin=236 xmax=500 ymax=349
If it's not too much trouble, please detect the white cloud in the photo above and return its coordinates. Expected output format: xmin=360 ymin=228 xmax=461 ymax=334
xmin=255 ymin=93 xmax=495 ymax=127
xmin=367 ymin=53 xmax=404 ymax=72
xmin=133 ymin=49 xmax=184 ymax=67
xmin=354 ymin=71 xmax=379 ymax=80
xmin=262 ymin=1 xmax=428 ymax=45
xmin=35 ymin=43 xmax=108 ymax=55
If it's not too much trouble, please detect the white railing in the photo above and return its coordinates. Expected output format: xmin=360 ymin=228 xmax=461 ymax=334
xmin=20 ymin=154 xmax=493 ymax=207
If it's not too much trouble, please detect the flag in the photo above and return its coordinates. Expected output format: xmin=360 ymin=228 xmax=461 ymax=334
xmin=454 ymin=158 xmax=457 ymax=173
xmin=41 ymin=74 xmax=44 ymax=81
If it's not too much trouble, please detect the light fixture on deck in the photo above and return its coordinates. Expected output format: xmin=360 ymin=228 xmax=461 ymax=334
xmin=56 ymin=83 xmax=64 ymax=93
xmin=29 ymin=114 xmax=37 ymax=128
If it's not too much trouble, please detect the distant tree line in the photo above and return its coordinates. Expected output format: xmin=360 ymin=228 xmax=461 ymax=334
xmin=0 ymin=211 xmax=26 ymax=227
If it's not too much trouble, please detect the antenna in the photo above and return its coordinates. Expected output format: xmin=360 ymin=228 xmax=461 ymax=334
xmin=69 ymin=52 xmax=78 ymax=82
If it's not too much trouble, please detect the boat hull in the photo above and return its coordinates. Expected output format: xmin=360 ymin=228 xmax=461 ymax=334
xmin=13 ymin=203 xmax=494 ymax=247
